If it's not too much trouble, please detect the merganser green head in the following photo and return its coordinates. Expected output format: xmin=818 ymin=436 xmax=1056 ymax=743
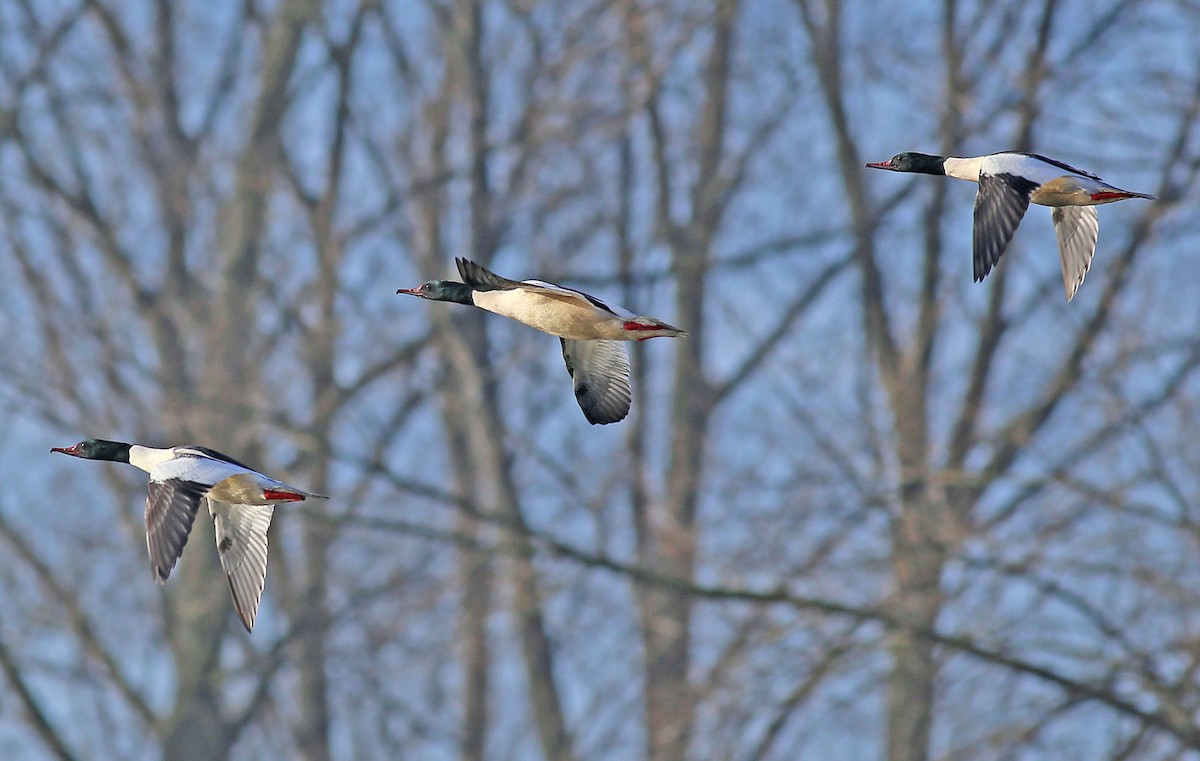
xmin=865 ymin=152 xmax=946 ymax=175
xmin=51 ymin=438 xmax=131 ymax=463
xmin=396 ymin=280 xmax=474 ymax=305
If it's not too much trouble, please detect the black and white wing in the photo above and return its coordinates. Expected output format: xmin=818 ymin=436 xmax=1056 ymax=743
xmin=1051 ymin=205 xmax=1099 ymax=302
xmin=146 ymin=480 xmax=207 ymax=580
xmin=560 ymin=339 xmax=632 ymax=425
xmin=145 ymin=452 xmax=247 ymax=582
xmin=144 ymin=477 xmax=207 ymax=582
xmin=973 ymin=173 xmax=1036 ymax=282
xmin=210 ymin=501 xmax=275 ymax=632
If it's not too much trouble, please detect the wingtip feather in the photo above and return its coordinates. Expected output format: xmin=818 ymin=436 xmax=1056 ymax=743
xmin=226 ymin=574 xmax=257 ymax=633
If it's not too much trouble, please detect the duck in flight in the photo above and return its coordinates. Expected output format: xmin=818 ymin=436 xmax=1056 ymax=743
xmin=866 ymin=151 xmax=1155 ymax=301
xmin=52 ymin=438 xmax=326 ymax=632
xmin=398 ymin=257 xmax=687 ymax=425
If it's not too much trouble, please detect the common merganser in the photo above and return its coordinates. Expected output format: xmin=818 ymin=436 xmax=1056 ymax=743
xmin=866 ymin=151 xmax=1156 ymax=301
xmin=51 ymin=438 xmax=327 ymax=632
xmin=398 ymin=258 xmax=687 ymax=424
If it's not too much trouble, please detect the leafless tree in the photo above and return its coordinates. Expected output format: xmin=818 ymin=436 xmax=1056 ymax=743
xmin=2 ymin=1 xmax=1200 ymax=760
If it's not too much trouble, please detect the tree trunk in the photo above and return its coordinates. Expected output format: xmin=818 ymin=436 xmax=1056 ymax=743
xmin=634 ymin=0 xmax=736 ymax=756
xmin=431 ymin=320 xmax=577 ymax=761
xmin=160 ymin=524 xmax=231 ymax=761
xmin=885 ymin=489 xmax=946 ymax=761
xmin=637 ymin=223 xmax=711 ymax=761
xmin=162 ymin=3 xmax=318 ymax=759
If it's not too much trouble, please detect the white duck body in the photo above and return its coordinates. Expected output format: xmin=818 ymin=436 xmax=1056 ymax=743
xmin=470 ymin=281 xmax=671 ymax=341
xmin=453 ymin=258 xmax=684 ymax=341
xmin=134 ymin=445 xmax=307 ymax=505
xmin=943 ymin=153 xmax=1143 ymax=207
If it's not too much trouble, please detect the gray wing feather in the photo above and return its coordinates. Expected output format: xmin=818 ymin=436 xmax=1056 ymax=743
xmin=1051 ymin=205 xmax=1099 ymax=302
xmin=561 ymin=339 xmax=632 ymax=425
xmin=210 ymin=501 xmax=275 ymax=632
xmin=145 ymin=479 xmax=206 ymax=583
xmin=973 ymin=173 xmax=1035 ymax=282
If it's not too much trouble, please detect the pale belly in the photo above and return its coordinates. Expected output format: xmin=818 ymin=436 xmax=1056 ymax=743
xmin=473 ymin=291 xmax=625 ymax=340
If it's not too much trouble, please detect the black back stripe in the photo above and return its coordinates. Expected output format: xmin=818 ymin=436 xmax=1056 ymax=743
xmin=1010 ymin=152 xmax=1101 ymax=181
xmin=179 ymin=445 xmax=253 ymax=470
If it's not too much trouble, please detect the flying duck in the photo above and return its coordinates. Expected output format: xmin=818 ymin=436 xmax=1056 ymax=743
xmin=866 ymin=151 xmax=1156 ymax=301
xmin=398 ymin=257 xmax=687 ymax=424
xmin=51 ymin=438 xmax=326 ymax=632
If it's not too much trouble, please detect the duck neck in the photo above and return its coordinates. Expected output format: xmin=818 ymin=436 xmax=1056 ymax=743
xmin=441 ymin=282 xmax=475 ymax=305
xmin=92 ymin=439 xmax=133 ymax=463
xmin=942 ymin=156 xmax=983 ymax=182
xmin=128 ymin=444 xmax=175 ymax=473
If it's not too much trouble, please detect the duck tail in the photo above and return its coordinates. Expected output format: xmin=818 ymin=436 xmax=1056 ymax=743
xmin=623 ymin=317 xmax=688 ymax=338
xmin=1091 ymin=188 xmax=1156 ymax=202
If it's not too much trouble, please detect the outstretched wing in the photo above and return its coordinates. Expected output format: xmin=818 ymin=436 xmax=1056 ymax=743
xmin=561 ymin=339 xmax=632 ymax=425
xmin=144 ymin=478 xmax=206 ymax=583
xmin=145 ymin=453 xmax=247 ymax=582
xmin=973 ymin=172 xmax=1036 ymax=282
xmin=210 ymin=501 xmax=275 ymax=632
xmin=456 ymin=257 xmax=525 ymax=291
xmin=1051 ymin=205 xmax=1099 ymax=302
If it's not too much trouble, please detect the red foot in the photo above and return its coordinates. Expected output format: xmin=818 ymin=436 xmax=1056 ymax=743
xmin=263 ymin=489 xmax=305 ymax=502
xmin=1091 ymin=191 xmax=1130 ymax=201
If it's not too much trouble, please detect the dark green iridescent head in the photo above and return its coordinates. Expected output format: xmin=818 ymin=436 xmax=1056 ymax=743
xmin=51 ymin=438 xmax=132 ymax=463
xmin=396 ymin=280 xmax=474 ymax=305
xmin=865 ymin=152 xmax=946 ymax=175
